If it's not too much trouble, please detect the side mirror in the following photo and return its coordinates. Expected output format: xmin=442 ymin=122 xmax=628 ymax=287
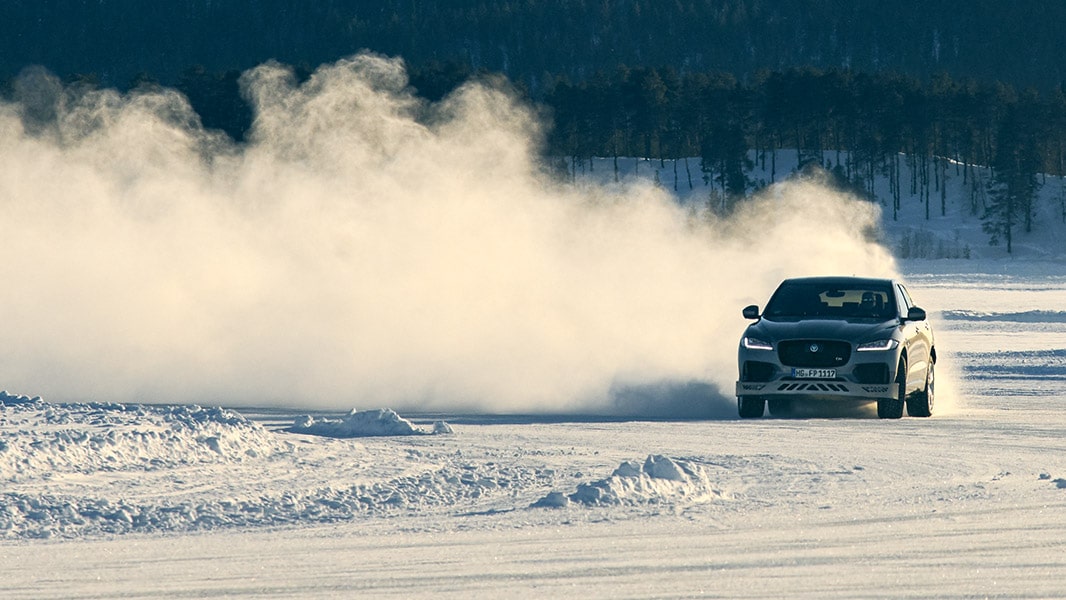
xmin=906 ymin=306 xmax=927 ymax=321
xmin=742 ymin=305 xmax=760 ymax=320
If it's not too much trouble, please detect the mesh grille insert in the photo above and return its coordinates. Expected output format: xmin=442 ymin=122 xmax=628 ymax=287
xmin=778 ymin=340 xmax=851 ymax=368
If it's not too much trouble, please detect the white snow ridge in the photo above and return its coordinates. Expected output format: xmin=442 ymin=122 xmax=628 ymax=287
xmin=534 ymin=455 xmax=725 ymax=508
xmin=1 ymin=398 xmax=541 ymax=540
xmin=0 ymin=397 xmax=295 ymax=538
xmin=0 ymin=396 xmax=286 ymax=480
xmin=289 ymin=408 xmax=453 ymax=437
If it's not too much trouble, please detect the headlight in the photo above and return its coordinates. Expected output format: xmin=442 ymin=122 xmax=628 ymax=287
xmin=742 ymin=337 xmax=773 ymax=351
xmin=856 ymin=339 xmax=900 ymax=352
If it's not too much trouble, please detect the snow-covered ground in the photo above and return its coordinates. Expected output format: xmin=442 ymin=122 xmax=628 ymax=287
xmin=3 ymin=261 xmax=1066 ymax=598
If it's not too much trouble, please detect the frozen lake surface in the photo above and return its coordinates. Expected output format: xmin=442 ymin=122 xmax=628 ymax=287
xmin=3 ymin=262 xmax=1066 ymax=598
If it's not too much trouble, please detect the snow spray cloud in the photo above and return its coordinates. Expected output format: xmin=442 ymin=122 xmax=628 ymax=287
xmin=0 ymin=55 xmax=899 ymax=413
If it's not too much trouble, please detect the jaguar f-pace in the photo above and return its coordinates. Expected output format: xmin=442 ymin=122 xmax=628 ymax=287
xmin=735 ymin=276 xmax=935 ymax=419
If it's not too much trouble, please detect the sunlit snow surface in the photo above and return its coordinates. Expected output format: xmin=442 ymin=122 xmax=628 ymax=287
xmin=3 ymin=262 xmax=1066 ymax=598
xmin=906 ymin=264 xmax=1066 ymax=404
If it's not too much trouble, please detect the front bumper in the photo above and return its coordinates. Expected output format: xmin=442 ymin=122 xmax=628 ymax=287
xmin=735 ymin=380 xmax=896 ymax=401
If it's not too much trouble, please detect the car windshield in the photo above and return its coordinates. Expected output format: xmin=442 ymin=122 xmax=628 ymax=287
xmin=763 ymin=282 xmax=897 ymax=320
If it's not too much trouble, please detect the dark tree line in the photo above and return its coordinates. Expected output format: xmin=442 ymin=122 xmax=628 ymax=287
xmin=6 ymin=0 xmax=1066 ymax=252
xmin=5 ymin=1 xmax=1066 ymax=93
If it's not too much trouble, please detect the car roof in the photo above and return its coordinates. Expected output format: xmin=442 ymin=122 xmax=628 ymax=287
xmin=779 ymin=276 xmax=895 ymax=288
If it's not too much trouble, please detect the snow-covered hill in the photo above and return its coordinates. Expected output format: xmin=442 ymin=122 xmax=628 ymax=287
xmin=566 ymin=152 xmax=1066 ymax=262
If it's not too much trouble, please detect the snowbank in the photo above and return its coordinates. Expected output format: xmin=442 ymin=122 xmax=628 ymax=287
xmin=0 ymin=457 xmax=547 ymax=539
xmin=942 ymin=309 xmax=1066 ymax=323
xmin=0 ymin=400 xmax=530 ymax=540
xmin=534 ymin=455 xmax=725 ymax=508
xmin=0 ymin=390 xmax=42 ymax=405
xmin=0 ymin=398 xmax=288 ymax=482
xmin=289 ymin=408 xmax=453 ymax=437
xmin=0 ymin=398 xmax=301 ymax=538
xmin=1 ymin=399 xmax=729 ymax=540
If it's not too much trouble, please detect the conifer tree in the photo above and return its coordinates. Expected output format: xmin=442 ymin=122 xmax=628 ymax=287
xmin=983 ymin=101 xmax=1042 ymax=253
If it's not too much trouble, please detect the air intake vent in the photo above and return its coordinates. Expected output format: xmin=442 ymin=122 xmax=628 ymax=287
xmin=854 ymin=363 xmax=890 ymax=384
xmin=742 ymin=361 xmax=776 ymax=382
xmin=775 ymin=382 xmax=850 ymax=393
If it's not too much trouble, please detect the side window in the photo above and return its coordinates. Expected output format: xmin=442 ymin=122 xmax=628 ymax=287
xmin=900 ymin=284 xmax=916 ymax=308
xmin=896 ymin=284 xmax=914 ymax=312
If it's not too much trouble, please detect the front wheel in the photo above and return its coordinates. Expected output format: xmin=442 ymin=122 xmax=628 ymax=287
xmin=907 ymin=360 xmax=935 ymax=417
xmin=738 ymin=396 xmax=765 ymax=418
xmin=878 ymin=358 xmax=906 ymax=419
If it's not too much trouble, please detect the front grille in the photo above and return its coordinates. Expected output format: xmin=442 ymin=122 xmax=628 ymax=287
xmin=854 ymin=363 xmax=890 ymax=384
xmin=778 ymin=340 xmax=850 ymax=368
xmin=742 ymin=361 xmax=776 ymax=382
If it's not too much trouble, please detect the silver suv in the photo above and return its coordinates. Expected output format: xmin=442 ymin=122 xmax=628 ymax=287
xmin=735 ymin=276 xmax=936 ymax=419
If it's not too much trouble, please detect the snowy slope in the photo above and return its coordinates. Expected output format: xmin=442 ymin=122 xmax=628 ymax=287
xmin=568 ymin=152 xmax=1066 ymax=262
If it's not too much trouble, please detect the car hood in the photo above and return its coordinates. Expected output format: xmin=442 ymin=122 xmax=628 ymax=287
xmin=746 ymin=318 xmax=898 ymax=342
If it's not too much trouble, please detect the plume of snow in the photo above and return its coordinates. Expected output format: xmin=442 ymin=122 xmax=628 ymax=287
xmin=0 ymin=54 xmax=897 ymax=413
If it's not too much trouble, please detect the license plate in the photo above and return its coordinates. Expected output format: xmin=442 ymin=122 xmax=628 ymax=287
xmin=792 ymin=368 xmax=836 ymax=379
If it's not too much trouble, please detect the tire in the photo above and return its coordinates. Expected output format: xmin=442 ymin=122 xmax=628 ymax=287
xmin=738 ymin=396 xmax=765 ymax=418
xmin=768 ymin=398 xmax=792 ymax=417
xmin=907 ymin=360 xmax=935 ymax=417
xmin=878 ymin=358 xmax=906 ymax=419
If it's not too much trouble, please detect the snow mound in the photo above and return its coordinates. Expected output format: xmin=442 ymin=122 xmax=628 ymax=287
xmin=1 ymin=457 xmax=551 ymax=539
xmin=1 ymin=399 xmax=306 ymax=538
xmin=1 ymin=401 xmax=511 ymax=539
xmin=533 ymin=455 xmax=724 ymax=508
xmin=941 ymin=310 xmax=1066 ymax=323
xmin=1043 ymin=473 xmax=1066 ymax=489
xmin=289 ymin=408 xmax=452 ymax=438
xmin=0 ymin=400 xmax=290 ymax=482
xmin=0 ymin=390 xmax=42 ymax=405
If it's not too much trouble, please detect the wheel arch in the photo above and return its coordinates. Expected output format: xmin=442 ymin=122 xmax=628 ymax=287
xmin=896 ymin=347 xmax=909 ymax=378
